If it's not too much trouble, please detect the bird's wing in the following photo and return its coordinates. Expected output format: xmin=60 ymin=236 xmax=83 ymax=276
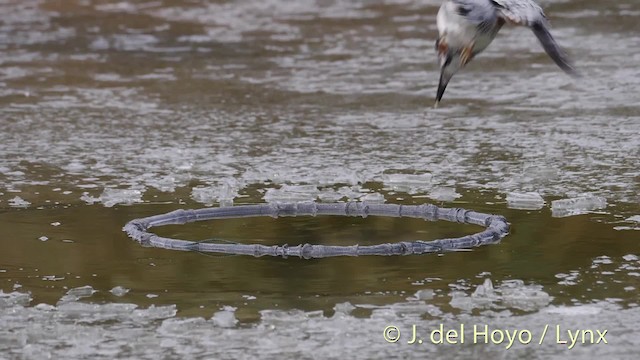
xmin=490 ymin=0 xmax=579 ymax=76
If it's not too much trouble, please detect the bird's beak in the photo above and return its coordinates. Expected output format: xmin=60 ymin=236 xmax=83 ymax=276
xmin=434 ymin=69 xmax=451 ymax=108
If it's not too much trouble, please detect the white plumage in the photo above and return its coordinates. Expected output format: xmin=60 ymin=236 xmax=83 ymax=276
xmin=434 ymin=0 xmax=578 ymax=106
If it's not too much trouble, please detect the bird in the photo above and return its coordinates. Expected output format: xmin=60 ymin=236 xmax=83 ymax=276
xmin=434 ymin=0 xmax=579 ymax=106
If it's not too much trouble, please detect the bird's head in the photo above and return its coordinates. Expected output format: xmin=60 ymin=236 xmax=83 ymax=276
xmin=435 ymin=40 xmax=463 ymax=107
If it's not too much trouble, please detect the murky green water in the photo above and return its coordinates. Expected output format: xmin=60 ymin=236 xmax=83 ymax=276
xmin=1 ymin=0 xmax=639 ymax=358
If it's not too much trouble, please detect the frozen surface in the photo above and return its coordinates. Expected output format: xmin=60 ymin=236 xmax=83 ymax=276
xmin=1 ymin=0 xmax=639 ymax=222
xmin=1 ymin=287 xmax=638 ymax=359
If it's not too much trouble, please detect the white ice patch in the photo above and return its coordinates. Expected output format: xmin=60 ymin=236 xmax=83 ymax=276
xmin=110 ymin=286 xmax=130 ymax=297
xmin=211 ymin=306 xmax=238 ymax=328
xmin=0 ymin=290 xmax=32 ymax=308
xmin=427 ymin=187 xmax=461 ymax=202
xmin=191 ymin=179 xmax=241 ymax=206
xmin=146 ymin=175 xmax=178 ymax=193
xmin=506 ymin=192 xmax=545 ymax=210
xmin=543 ymin=305 xmax=602 ymax=316
xmin=449 ymin=278 xmax=552 ymax=312
xmin=381 ymin=173 xmax=432 ymax=194
xmin=99 ymin=188 xmax=144 ymax=207
xmin=58 ymin=285 xmax=97 ymax=305
xmin=615 ymin=215 xmax=640 ymax=231
xmin=551 ymin=195 xmax=607 ymax=217
xmin=8 ymin=196 xmax=30 ymax=208
xmin=264 ymin=184 xmax=319 ymax=203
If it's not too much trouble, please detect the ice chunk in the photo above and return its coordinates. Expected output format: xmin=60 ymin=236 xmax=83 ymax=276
xmin=192 ymin=180 xmax=241 ymax=207
xmin=623 ymin=254 xmax=638 ymax=262
xmin=318 ymin=188 xmax=345 ymax=202
xmin=333 ymin=302 xmax=356 ymax=315
xmin=66 ymin=285 xmax=97 ymax=297
xmin=500 ymin=280 xmax=552 ymax=311
xmin=133 ymin=304 xmax=177 ymax=320
xmin=450 ymin=279 xmax=551 ymax=312
xmin=8 ymin=196 xmax=30 ymax=208
xmin=0 ymin=290 xmax=32 ymax=308
xmin=99 ymin=188 xmax=144 ymax=207
xmin=551 ymin=195 xmax=607 ymax=217
xmin=263 ymin=184 xmax=319 ymax=203
xmin=506 ymin=192 xmax=545 ymax=210
xmin=63 ymin=161 xmax=86 ymax=173
xmin=58 ymin=285 xmax=97 ymax=304
xmin=80 ymin=192 xmax=100 ymax=204
xmin=360 ymin=192 xmax=385 ymax=203
xmin=382 ymin=173 xmax=432 ymax=193
xmin=544 ymin=305 xmax=601 ymax=316
xmin=428 ymin=187 xmax=461 ymax=202
xmin=413 ymin=289 xmax=435 ymax=301
xmin=211 ymin=306 xmax=238 ymax=328
xmin=146 ymin=176 xmax=177 ymax=192
xmin=110 ymin=286 xmax=130 ymax=297
xmin=625 ymin=215 xmax=640 ymax=223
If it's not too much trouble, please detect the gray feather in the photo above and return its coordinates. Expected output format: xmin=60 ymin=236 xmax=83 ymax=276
xmin=491 ymin=0 xmax=579 ymax=76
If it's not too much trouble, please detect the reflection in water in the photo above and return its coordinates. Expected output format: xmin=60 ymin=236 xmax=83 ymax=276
xmin=0 ymin=0 xmax=639 ymax=357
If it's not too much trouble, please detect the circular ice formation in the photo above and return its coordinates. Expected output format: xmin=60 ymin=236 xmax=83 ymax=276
xmin=123 ymin=202 xmax=509 ymax=258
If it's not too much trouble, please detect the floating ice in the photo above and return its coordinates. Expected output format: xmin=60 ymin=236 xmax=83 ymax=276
xmin=333 ymin=302 xmax=356 ymax=315
xmin=263 ymin=184 xmax=319 ymax=203
xmin=110 ymin=286 xmax=130 ymax=297
xmin=413 ymin=289 xmax=435 ymax=301
xmin=626 ymin=215 xmax=640 ymax=223
xmin=63 ymin=161 xmax=86 ymax=173
xmin=381 ymin=173 xmax=432 ymax=193
xmin=622 ymin=254 xmax=638 ymax=262
xmin=192 ymin=180 xmax=241 ymax=207
xmin=133 ymin=304 xmax=177 ymax=320
xmin=499 ymin=280 xmax=552 ymax=311
xmin=428 ymin=187 xmax=461 ymax=202
xmin=450 ymin=278 xmax=551 ymax=312
xmin=146 ymin=175 xmax=177 ymax=192
xmin=8 ymin=196 xmax=30 ymax=208
xmin=0 ymin=290 xmax=32 ymax=308
xmin=318 ymin=188 xmax=345 ymax=201
xmin=66 ymin=285 xmax=97 ymax=297
xmin=359 ymin=192 xmax=385 ymax=203
xmin=522 ymin=165 xmax=559 ymax=183
xmin=506 ymin=191 xmax=545 ymax=210
xmin=38 ymin=236 xmax=48 ymax=242
xmin=211 ymin=306 xmax=238 ymax=328
xmin=551 ymin=195 xmax=607 ymax=217
xmin=80 ymin=192 xmax=100 ymax=204
xmin=592 ymin=255 xmax=613 ymax=265
xmin=58 ymin=285 xmax=97 ymax=304
xmin=544 ymin=305 xmax=602 ymax=316
xmin=87 ymin=188 xmax=143 ymax=207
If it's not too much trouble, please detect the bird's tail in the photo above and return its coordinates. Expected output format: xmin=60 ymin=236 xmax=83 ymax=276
xmin=531 ymin=21 xmax=580 ymax=77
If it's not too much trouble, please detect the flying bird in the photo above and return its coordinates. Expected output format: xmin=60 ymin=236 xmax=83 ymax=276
xmin=434 ymin=0 xmax=579 ymax=106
